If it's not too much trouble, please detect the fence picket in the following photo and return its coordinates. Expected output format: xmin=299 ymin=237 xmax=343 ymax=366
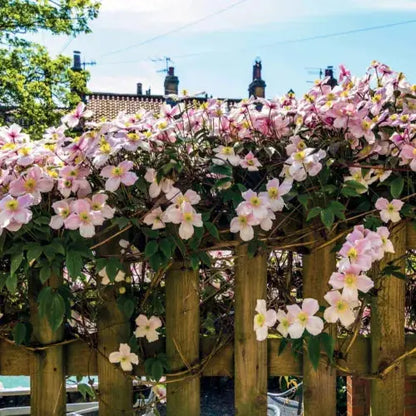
xmin=166 ymin=261 xmax=200 ymax=416
xmin=370 ymin=222 xmax=406 ymax=415
xmin=29 ymin=271 xmax=66 ymax=416
xmin=302 ymin=236 xmax=337 ymax=415
xmin=234 ymin=244 xmax=268 ymax=415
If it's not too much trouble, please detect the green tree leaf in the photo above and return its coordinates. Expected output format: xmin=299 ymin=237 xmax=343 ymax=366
xmin=390 ymin=176 xmax=404 ymax=199
xmin=308 ymin=335 xmax=321 ymax=371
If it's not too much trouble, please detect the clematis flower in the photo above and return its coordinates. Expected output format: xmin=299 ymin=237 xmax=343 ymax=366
xmin=100 ymin=161 xmax=138 ymax=192
xmin=324 ymin=290 xmax=357 ymax=327
xmin=260 ymin=178 xmax=292 ymax=212
xmin=50 ymin=199 xmax=72 ymax=229
xmin=9 ymin=165 xmax=54 ymax=204
xmin=400 ymin=144 xmax=416 ymax=171
xmin=164 ymin=202 xmax=202 ymax=240
xmin=62 ymin=102 xmax=93 ymax=128
xmin=213 ymin=145 xmax=240 ymax=166
xmin=0 ymin=194 xmax=34 ymax=232
xmin=375 ymin=197 xmax=403 ymax=223
xmin=64 ymin=199 xmax=104 ymax=238
xmin=0 ymin=124 xmax=29 ymax=144
xmin=134 ymin=314 xmax=162 ymax=343
xmin=253 ymin=299 xmax=277 ymax=341
xmin=240 ymin=190 xmax=270 ymax=219
xmin=230 ymin=206 xmax=259 ymax=241
xmin=240 ymin=151 xmax=261 ymax=171
xmin=89 ymin=194 xmax=115 ymax=219
xmin=286 ymin=298 xmax=324 ymax=338
xmin=376 ymin=226 xmax=395 ymax=254
xmin=276 ymin=309 xmax=294 ymax=337
xmin=108 ymin=343 xmax=139 ymax=372
xmin=143 ymin=207 xmax=166 ymax=230
xmin=144 ymin=168 xmax=179 ymax=199
xmin=329 ymin=264 xmax=374 ymax=301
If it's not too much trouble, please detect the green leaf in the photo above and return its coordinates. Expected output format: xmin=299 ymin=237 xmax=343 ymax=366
xmin=159 ymin=238 xmax=173 ymax=259
xmin=199 ymin=251 xmax=212 ymax=267
xmin=66 ymin=251 xmax=83 ymax=278
xmin=6 ymin=274 xmax=17 ymax=294
xmin=117 ymin=295 xmax=135 ymax=318
xmin=205 ymin=222 xmax=220 ymax=240
xmin=190 ymin=253 xmax=200 ymax=271
xmin=320 ymin=333 xmax=335 ymax=363
xmin=39 ymin=289 xmax=66 ymax=332
xmin=78 ymin=383 xmax=95 ymax=400
xmin=390 ymin=176 xmax=404 ymax=199
xmin=145 ymin=240 xmax=158 ymax=258
xmin=306 ymin=207 xmax=321 ymax=222
xmin=10 ymin=253 xmax=23 ymax=275
xmin=297 ymin=194 xmax=310 ymax=208
xmin=150 ymin=359 xmax=164 ymax=382
xmin=39 ymin=265 xmax=51 ymax=283
xmin=209 ymin=164 xmax=233 ymax=177
xmin=12 ymin=322 xmax=27 ymax=345
xmin=278 ymin=338 xmax=289 ymax=356
xmin=320 ymin=208 xmax=334 ymax=229
xmin=307 ymin=335 xmax=321 ymax=371
xmin=27 ymin=246 xmax=43 ymax=263
xmin=149 ymin=252 xmax=162 ymax=271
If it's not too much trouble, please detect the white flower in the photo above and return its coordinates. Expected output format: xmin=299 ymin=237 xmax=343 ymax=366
xmin=253 ymin=299 xmax=277 ymax=341
xmin=134 ymin=314 xmax=162 ymax=343
xmin=109 ymin=343 xmax=139 ymax=372
xmin=324 ymin=290 xmax=358 ymax=327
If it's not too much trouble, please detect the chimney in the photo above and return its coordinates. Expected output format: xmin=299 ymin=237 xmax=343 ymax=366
xmin=164 ymin=66 xmax=179 ymax=95
xmin=137 ymin=83 xmax=143 ymax=95
xmin=72 ymin=50 xmax=82 ymax=72
xmin=248 ymin=59 xmax=266 ymax=98
xmin=324 ymin=66 xmax=338 ymax=88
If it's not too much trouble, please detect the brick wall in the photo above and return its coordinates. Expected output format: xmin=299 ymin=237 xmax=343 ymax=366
xmin=347 ymin=376 xmax=416 ymax=416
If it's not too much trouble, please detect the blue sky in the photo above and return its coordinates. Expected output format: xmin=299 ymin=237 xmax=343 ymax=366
xmin=32 ymin=0 xmax=416 ymax=98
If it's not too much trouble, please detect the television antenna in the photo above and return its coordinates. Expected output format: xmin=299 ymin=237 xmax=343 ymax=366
xmin=151 ymin=56 xmax=173 ymax=73
xmin=82 ymin=60 xmax=96 ymax=70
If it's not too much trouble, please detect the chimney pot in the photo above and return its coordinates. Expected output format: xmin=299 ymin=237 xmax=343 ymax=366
xmin=168 ymin=67 xmax=174 ymax=76
xmin=72 ymin=50 xmax=82 ymax=72
xmin=164 ymin=66 xmax=179 ymax=95
xmin=137 ymin=83 xmax=143 ymax=95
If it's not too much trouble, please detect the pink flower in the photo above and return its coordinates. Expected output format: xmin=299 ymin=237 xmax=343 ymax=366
xmin=64 ymin=199 xmax=104 ymax=238
xmin=9 ymin=166 xmax=54 ymax=204
xmin=253 ymin=299 xmax=277 ymax=341
xmin=375 ymin=197 xmax=403 ymax=223
xmin=286 ymin=298 xmax=324 ymax=338
xmin=62 ymin=102 xmax=93 ymax=128
xmin=101 ymin=161 xmax=137 ymax=192
xmin=213 ymin=145 xmax=240 ymax=166
xmin=50 ymin=199 xmax=72 ymax=229
xmin=108 ymin=343 xmax=139 ymax=372
xmin=377 ymin=226 xmax=395 ymax=254
xmin=144 ymin=168 xmax=178 ymax=199
xmin=324 ymin=290 xmax=356 ymax=327
xmin=143 ymin=207 xmax=166 ymax=230
xmin=134 ymin=314 xmax=162 ymax=343
xmin=0 ymin=194 xmax=34 ymax=232
xmin=89 ymin=194 xmax=115 ymax=219
xmin=276 ymin=309 xmax=294 ymax=337
xmin=58 ymin=165 xmax=91 ymax=198
xmin=240 ymin=190 xmax=270 ymax=219
xmin=260 ymin=178 xmax=292 ymax=212
xmin=338 ymin=239 xmax=373 ymax=271
xmin=329 ymin=264 xmax=374 ymax=301
xmin=239 ymin=151 xmax=261 ymax=171
xmin=0 ymin=124 xmax=29 ymax=144
xmin=164 ymin=202 xmax=202 ymax=240
xmin=400 ymin=144 xmax=416 ymax=171
xmin=230 ymin=206 xmax=259 ymax=241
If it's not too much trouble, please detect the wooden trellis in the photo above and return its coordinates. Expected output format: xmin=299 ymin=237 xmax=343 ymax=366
xmin=1 ymin=222 xmax=415 ymax=415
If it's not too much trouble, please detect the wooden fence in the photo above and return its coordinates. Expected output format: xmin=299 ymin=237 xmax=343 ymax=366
xmin=1 ymin=221 xmax=415 ymax=415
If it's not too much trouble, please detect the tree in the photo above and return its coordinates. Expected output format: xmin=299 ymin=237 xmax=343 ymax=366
xmin=0 ymin=0 xmax=100 ymax=137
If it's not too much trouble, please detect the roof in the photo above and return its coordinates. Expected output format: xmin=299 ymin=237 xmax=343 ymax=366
xmin=86 ymin=93 xmax=165 ymax=121
xmin=86 ymin=93 xmax=242 ymax=121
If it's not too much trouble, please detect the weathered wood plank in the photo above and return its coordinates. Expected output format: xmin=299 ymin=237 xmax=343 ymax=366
xmin=165 ymin=262 xmax=200 ymax=416
xmin=1 ymin=336 xmax=416 ymax=377
xmin=234 ymin=245 xmax=268 ymax=415
xmin=370 ymin=222 xmax=406 ymax=416
xmin=302 ymin=234 xmax=337 ymax=416
xmin=29 ymin=272 xmax=65 ymax=416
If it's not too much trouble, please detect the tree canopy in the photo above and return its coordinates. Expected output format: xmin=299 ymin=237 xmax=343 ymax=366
xmin=0 ymin=0 xmax=100 ymax=137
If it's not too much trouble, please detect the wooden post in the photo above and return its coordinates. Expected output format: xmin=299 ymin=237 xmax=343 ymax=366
xmin=165 ymin=261 xmax=200 ymax=416
xmin=97 ymin=238 xmax=132 ymax=416
xmin=29 ymin=272 xmax=66 ymax=416
xmin=97 ymin=286 xmax=133 ymax=415
xmin=234 ymin=244 xmax=268 ymax=416
xmin=303 ymin=235 xmax=337 ymax=415
xmin=370 ymin=222 xmax=406 ymax=415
